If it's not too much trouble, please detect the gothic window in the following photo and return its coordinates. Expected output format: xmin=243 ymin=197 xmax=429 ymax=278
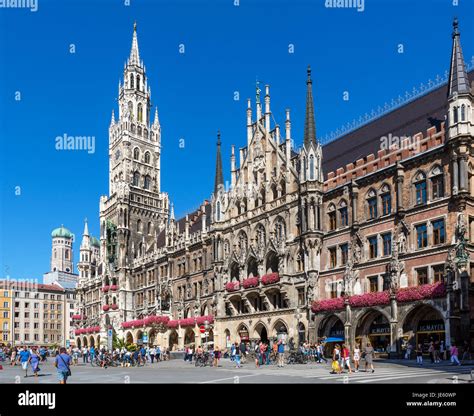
xmin=380 ymin=184 xmax=391 ymax=216
xmin=368 ymin=236 xmax=378 ymax=259
xmin=432 ymin=219 xmax=446 ymax=245
xmin=274 ymin=217 xmax=286 ymax=240
xmin=54 ymin=249 xmax=57 ymax=259
xmin=130 ymin=74 xmax=134 ymax=89
xmin=453 ymin=107 xmax=458 ymax=124
xmin=303 ymin=157 xmax=307 ymax=181
xmin=132 ymin=171 xmax=140 ymax=186
xmin=260 ymin=189 xmax=266 ymax=206
xmin=430 ymin=165 xmax=444 ymax=199
xmin=137 ymin=103 xmax=143 ymax=123
xmin=133 ymin=148 xmax=140 ymax=160
xmin=415 ymin=223 xmax=428 ymax=248
xmin=382 ymin=233 xmax=392 ymax=256
xmin=137 ymin=219 xmax=142 ymax=233
xmin=340 ymin=243 xmax=348 ymax=265
xmin=128 ymin=101 xmax=133 ymax=119
xmin=144 ymin=151 xmax=151 ymax=164
xmin=309 ymin=155 xmax=315 ymax=180
xmin=338 ymin=200 xmax=348 ymax=227
xmin=216 ymin=201 xmax=221 ymax=221
xmin=367 ymin=189 xmax=377 ymax=219
xmin=271 ymin=184 xmax=278 ymax=200
xmin=136 ymin=75 xmax=141 ymax=91
xmin=144 ymin=175 xmax=151 ymax=190
xmin=280 ymin=179 xmax=286 ymax=196
xmin=147 ymin=222 xmax=152 ymax=235
xmin=328 ymin=204 xmax=336 ymax=231
xmin=461 ymin=104 xmax=466 ymax=121
xmin=65 ymin=249 xmax=69 ymax=259
xmin=413 ymin=171 xmax=427 ymax=205
xmin=256 ymin=224 xmax=266 ymax=247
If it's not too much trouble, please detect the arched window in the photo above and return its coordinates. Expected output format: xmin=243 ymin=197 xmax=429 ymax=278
xmin=133 ymin=148 xmax=140 ymax=160
xmin=144 ymin=175 xmax=151 ymax=190
xmin=275 ymin=217 xmax=286 ymax=240
xmin=338 ymin=200 xmax=348 ymax=227
xmin=367 ymin=189 xmax=377 ymax=219
xmin=328 ymin=203 xmax=336 ymax=231
xmin=413 ymin=171 xmax=427 ymax=204
xmin=136 ymin=75 xmax=141 ymax=91
xmin=461 ymin=104 xmax=466 ymax=121
xmin=380 ymin=184 xmax=391 ymax=216
xmin=132 ymin=171 xmax=140 ymax=186
xmin=65 ymin=249 xmax=69 ymax=259
xmin=280 ymin=179 xmax=286 ymax=196
xmin=309 ymin=155 xmax=315 ymax=180
xmin=430 ymin=165 xmax=444 ymax=199
xmin=137 ymin=220 xmax=142 ymax=233
xmin=147 ymin=222 xmax=152 ymax=235
xmin=216 ymin=201 xmax=221 ymax=221
xmin=54 ymin=249 xmax=57 ymax=259
xmin=453 ymin=107 xmax=458 ymax=124
xmin=128 ymin=101 xmax=133 ymax=120
xmin=303 ymin=157 xmax=307 ymax=181
xmin=271 ymin=184 xmax=278 ymax=200
xmin=137 ymin=103 xmax=143 ymax=123
xmin=144 ymin=151 xmax=151 ymax=164
xmin=130 ymin=74 xmax=134 ymax=89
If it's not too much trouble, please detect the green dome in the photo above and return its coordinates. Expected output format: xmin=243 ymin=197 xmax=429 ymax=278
xmin=90 ymin=236 xmax=100 ymax=247
xmin=51 ymin=225 xmax=74 ymax=239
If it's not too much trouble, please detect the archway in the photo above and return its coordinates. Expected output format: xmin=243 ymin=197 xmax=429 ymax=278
xmin=168 ymin=330 xmax=178 ymax=351
xmin=224 ymin=329 xmax=231 ymax=348
xmin=97 ymin=335 xmax=101 ymax=349
xmin=402 ymin=304 xmax=445 ymax=353
xmin=247 ymin=257 xmax=258 ymax=277
xmin=230 ymin=262 xmax=240 ymax=281
xmin=355 ymin=309 xmax=391 ymax=354
xmin=76 ymin=338 xmax=81 ymax=349
xmin=237 ymin=323 xmax=249 ymax=342
xmin=318 ymin=315 xmax=344 ymax=356
xmin=149 ymin=329 xmax=157 ymax=346
xmin=125 ymin=331 xmax=133 ymax=345
xmin=82 ymin=336 xmax=88 ymax=347
xmin=89 ymin=336 xmax=95 ymax=348
xmin=254 ymin=322 xmax=269 ymax=343
xmin=184 ymin=327 xmax=195 ymax=346
xmin=265 ymin=251 xmax=279 ymax=274
xmin=298 ymin=322 xmax=306 ymax=345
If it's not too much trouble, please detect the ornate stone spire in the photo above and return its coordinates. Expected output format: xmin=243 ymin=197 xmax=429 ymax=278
xmin=214 ymin=130 xmax=224 ymax=195
xmin=448 ymin=18 xmax=470 ymax=98
xmin=304 ymin=65 xmax=317 ymax=148
xmin=128 ymin=21 xmax=141 ymax=66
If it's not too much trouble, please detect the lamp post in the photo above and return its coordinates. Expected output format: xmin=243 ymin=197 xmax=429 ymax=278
xmin=294 ymin=307 xmax=302 ymax=350
xmin=204 ymin=320 xmax=209 ymax=351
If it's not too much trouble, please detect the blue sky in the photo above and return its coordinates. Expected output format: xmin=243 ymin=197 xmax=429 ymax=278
xmin=0 ymin=0 xmax=473 ymax=281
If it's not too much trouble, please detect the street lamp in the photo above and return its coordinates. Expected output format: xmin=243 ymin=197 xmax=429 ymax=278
xmin=204 ymin=320 xmax=209 ymax=351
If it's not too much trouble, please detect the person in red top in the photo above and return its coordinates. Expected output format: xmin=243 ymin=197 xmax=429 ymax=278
xmin=341 ymin=344 xmax=352 ymax=374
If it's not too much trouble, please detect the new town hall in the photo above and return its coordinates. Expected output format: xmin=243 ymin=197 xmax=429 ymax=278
xmin=72 ymin=20 xmax=474 ymax=356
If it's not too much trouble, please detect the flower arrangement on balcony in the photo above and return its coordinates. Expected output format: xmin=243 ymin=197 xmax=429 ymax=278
xmin=178 ymin=317 xmax=196 ymax=327
xmin=101 ymin=285 xmax=110 ymax=293
xmin=242 ymin=276 xmax=259 ymax=289
xmin=74 ymin=329 xmax=84 ymax=335
xmin=72 ymin=314 xmax=85 ymax=320
xmin=102 ymin=305 xmax=110 ymax=312
xmin=261 ymin=273 xmax=280 ymax=285
xmin=144 ymin=315 xmax=170 ymax=326
xmin=311 ymin=297 xmax=345 ymax=313
xmin=225 ymin=281 xmax=240 ymax=292
xmin=196 ymin=315 xmax=214 ymax=325
xmin=167 ymin=320 xmax=179 ymax=329
xmin=349 ymin=291 xmax=391 ymax=308
xmin=396 ymin=282 xmax=446 ymax=303
xmin=110 ymin=285 xmax=118 ymax=291
xmin=110 ymin=304 xmax=118 ymax=310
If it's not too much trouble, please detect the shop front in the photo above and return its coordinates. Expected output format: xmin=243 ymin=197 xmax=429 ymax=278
xmin=416 ymin=320 xmax=445 ymax=353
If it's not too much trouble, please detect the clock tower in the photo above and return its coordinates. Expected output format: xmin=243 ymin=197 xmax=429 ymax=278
xmin=99 ymin=23 xmax=169 ymax=325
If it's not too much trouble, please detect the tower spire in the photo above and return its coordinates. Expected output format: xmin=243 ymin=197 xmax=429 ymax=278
xmin=303 ymin=65 xmax=317 ymax=148
xmin=129 ymin=21 xmax=141 ymax=66
xmin=83 ymin=218 xmax=89 ymax=236
xmin=214 ymin=130 xmax=224 ymax=195
xmin=448 ymin=17 xmax=470 ymax=98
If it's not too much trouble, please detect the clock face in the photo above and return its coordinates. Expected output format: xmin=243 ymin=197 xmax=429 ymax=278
xmin=115 ymin=149 xmax=121 ymax=161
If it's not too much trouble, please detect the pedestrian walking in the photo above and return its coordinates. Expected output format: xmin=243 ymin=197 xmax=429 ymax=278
xmin=331 ymin=344 xmax=342 ymax=374
xmin=150 ymin=346 xmax=156 ymax=364
xmin=54 ymin=347 xmax=72 ymax=384
xmin=450 ymin=343 xmax=461 ymax=366
xmin=415 ymin=344 xmax=423 ymax=365
xmin=277 ymin=340 xmax=285 ymax=368
xmin=428 ymin=341 xmax=435 ymax=364
xmin=19 ymin=347 xmax=31 ymax=378
xmin=341 ymin=344 xmax=352 ymax=374
xmin=405 ymin=343 xmax=412 ymax=360
xmin=28 ymin=348 xmax=41 ymax=378
xmin=234 ymin=342 xmax=241 ymax=368
xmin=440 ymin=341 xmax=446 ymax=361
xmin=213 ymin=346 xmax=221 ymax=367
xmin=364 ymin=342 xmax=375 ymax=373
xmin=353 ymin=344 xmax=361 ymax=372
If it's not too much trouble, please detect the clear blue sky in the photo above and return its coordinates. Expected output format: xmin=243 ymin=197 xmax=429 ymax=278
xmin=0 ymin=0 xmax=473 ymax=281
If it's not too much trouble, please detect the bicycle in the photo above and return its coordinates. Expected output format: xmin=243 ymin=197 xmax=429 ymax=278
xmin=195 ymin=352 xmax=210 ymax=367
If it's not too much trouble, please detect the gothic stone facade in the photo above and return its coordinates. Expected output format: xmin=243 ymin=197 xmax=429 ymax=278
xmin=75 ymin=21 xmax=474 ymax=354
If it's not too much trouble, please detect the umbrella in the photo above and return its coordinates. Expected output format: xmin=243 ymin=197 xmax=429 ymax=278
xmin=322 ymin=337 xmax=344 ymax=343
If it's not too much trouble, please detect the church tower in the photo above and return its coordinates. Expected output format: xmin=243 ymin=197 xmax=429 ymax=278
xmin=50 ymin=225 xmax=74 ymax=273
xmin=99 ymin=23 xmax=169 ymax=324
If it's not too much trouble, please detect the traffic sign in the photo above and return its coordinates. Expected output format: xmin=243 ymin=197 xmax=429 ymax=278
xmin=199 ymin=325 xmax=206 ymax=333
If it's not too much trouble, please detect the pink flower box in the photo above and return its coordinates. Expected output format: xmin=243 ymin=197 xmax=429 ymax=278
xmin=72 ymin=314 xmax=85 ymax=320
xmin=178 ymin=318 xmax=196 ymax=327
xmin=144 ymin=315 xmax=170 ymax=326
xmin=396 ymin=282 xmax=445 ymax=303
xmin=111 ymin=304 xmax=118 ymax=310
xmin=110 ymin=285 xmax=118 ymax=291
xmin=349 ymin=291 xmax=390 ymax=308
xmin=167 ymin=320 xmax=179 ymax=329
xmin=311 ymin=297 xmax=345 ymax=313
xmin=101 ymin=285 xmax=110 ymax=293
xmin=102 ymin=305 xmax=110 ymax=311
xmin=196 ymin=315 xmax=214 ymax=325
xmin=261 ymin=273 xmax=280 ymax=285
xmin=242 ymin=276 xmax=259 ymax=289
xmin=225 ymin=282 xmax=240 ymax=292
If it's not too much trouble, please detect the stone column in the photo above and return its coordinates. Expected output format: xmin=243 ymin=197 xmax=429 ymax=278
xmin=452 ymin=157 xmax=459 ymax=193
xmin=459 ymin=157 xmax=467 ymax=192
xmin=351 ymin=182 xmax=359 ymax=225
xmin=396 ymin=164 xmax=404 ymax=212
xmin=389 ymin=295 xmax=399 ymax=358
xmin=345 ymin=301 xmax=353 ymax=350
